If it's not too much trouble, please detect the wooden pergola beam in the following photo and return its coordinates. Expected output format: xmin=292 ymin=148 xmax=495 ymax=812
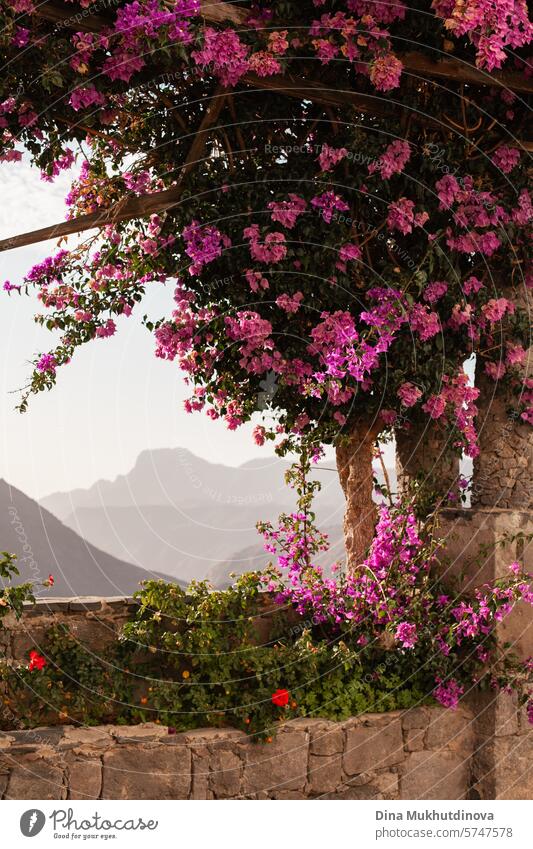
xmin=0 ymin=85 xmax=226 ymax=252
xmin=397 ymin=51 xmax=531 ymax=94
xmin=32 ymin=0 xmax=247 ymax=33
xmin=33 ymin=0 xmax=533 ymax=94
xmin=242 ymin=72 xmax=389 ymax=116
xmin=0 ymin=189 xmax=181 ymax=251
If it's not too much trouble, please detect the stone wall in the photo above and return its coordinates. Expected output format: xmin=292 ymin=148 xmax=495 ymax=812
xmin=1 ymin=707 xmax=480 ymax=801
xmin=472 ymin=379 xmax=533 ymax=510
xmin=0 ymin=596 xmax=138 ymax=663
xmin=395 ymin=424 xmax=459 ymax=498
xmin=439 ymin=507 xmax=533 ymax=658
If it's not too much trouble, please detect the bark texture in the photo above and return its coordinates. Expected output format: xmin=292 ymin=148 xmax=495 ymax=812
xmin=336 ymin=422 xmax=380 ymax=572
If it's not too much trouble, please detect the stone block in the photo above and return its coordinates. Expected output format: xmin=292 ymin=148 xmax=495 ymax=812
xmin=12 ymin=630 xmax=48 ymax=660
xmin=6 ymin=758 xmax=66 ymax=800
xmin=112 ymin=723 xmax=168 ymax=743
xmin=67 ymin=756 xmax=102 ymax=799
xmin=400 ymin=750 xmax=470 ymax=800
xmin=471 ymin=738 xmax=496 ymax=799
xmin=102 ymin=745 xmax=191 ymax=799
xmin=59 ymin=726 xmax=111 ymax=750
xmin=518 ymin=701 xmax=532 ymax=735
xmin=0 ymin=734 xmax=15 ymax=750
xmin=309 ymin=722 xmax=344 ymax=756
xmin=492 ymin=694 xmax=519 ymax=738
xmin=472 ymin=692 xmax=519 ymax=739
xmin=36 ymin=600 xmax=71 ymax=612
xmin=344 ymin=718 xmax=404 ymax=775
xmin=322 ymin=784 xmax=383 ymax=800
xmin=180 ymin=727 xmax=244 ymax=745
xmin=209 ymin=748 xmax=242 ymax=798
xmin=492 ymin=735 xmax=533 ymax=800
xmin=0 ymin=769 xmax=9 ymax=799
xmin=373 ymin=770 xmax=399 ymax=799
xmin=344 ymin=771 xmax=374 ymax=787
xmin=273 ymin=790 xmax=307 ymax=799
xmin=308 ymin=753 xmax=343 ymax=795
xmin=425 ymin=709 xmax=473 ymax=751
xmin=190 ymin=747 xmax=212 ymax=800
xmin=69 ymin=599 xmax=103 ymax=611
xmin=10 ymin=727 xmax=64 ymax=748
xmin=402 ymin=707 xmax=430 ymax=731
xmin=242 ymin=730 xmax=308 ymax=794
xmin=68 ymin=620 xmax=117 ymax=652
xmin=405 ymin=729 xmax=425 ymax=752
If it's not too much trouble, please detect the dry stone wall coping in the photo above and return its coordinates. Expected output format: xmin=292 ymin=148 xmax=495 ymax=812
xmin=0 ymin=707 xmax=485 ymax=800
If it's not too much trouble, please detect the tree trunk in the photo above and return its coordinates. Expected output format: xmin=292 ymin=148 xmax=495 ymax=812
xmin=336 ymin=421 xmax=380 ymax=572
xmin=395 ymin=423 xmax=460 ymax=502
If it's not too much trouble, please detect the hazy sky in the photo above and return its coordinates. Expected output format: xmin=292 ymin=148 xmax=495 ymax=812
xmin=0 ymin=159 xmax=290 ymax=499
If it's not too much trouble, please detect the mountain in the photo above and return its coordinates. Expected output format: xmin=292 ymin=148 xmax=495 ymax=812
xmin=40 ymin=449 xmax=297 ymax=520
xmin=207 ymin=523 xmax=346 ymax=589
xmin=40 ymin=448 xmax=397 ymax=585
xmin=0 ymin=479 xmax=176 ymax=597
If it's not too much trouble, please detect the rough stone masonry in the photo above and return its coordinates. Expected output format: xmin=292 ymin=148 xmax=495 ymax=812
xmin=0 ymin=698 xmax=532 ymax=800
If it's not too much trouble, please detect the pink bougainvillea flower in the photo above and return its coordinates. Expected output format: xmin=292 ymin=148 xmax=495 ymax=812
xmin=318 ymin=143 xmax=348 ymax=172
xmin=395 ymin=621 xmax=418 ymax=648
xmin=368 ymin=139 xmax=411 ymax=180
xmin=253 ymin=425 xmax=266 ymax=446
xmin=433 ymin=677 xmax=464 ymax=710
xmin=423 ymin=281 xmax=448 ymax=304
xmin=36 ymin=353 xmax=57 ymax=374
xmin=338 ymin=243 xmax=362 ymax=263
xmin=369 ymin=54 xmax=402 ymax=91
xmin=397 ymin=382 xmax=422 ymax=407
xmin=491 ymin=146 xmax=520 ymax=174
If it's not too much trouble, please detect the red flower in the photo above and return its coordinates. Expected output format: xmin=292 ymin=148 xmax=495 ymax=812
xmin=44 ymin=574 xmax=54 ymax=587
xmin=28 ymin=650 xmax=46 ymax=671
xmin=271 ymin=688 xmax=290 ymax=707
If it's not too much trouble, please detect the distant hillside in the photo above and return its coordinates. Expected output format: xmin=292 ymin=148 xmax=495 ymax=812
xmin=0 ymin=479 xmax=177 ymax=597
xmin=40 ymin=449 xmax=300 ymax=520
xmin=40 ymin=448 xmax=397 ymax=585
xmin=207 ymin=524 xmax=346 ymax=589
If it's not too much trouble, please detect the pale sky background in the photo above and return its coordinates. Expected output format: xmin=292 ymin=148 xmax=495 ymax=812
xmin=0 ymin=158 xmax=297 ymax=499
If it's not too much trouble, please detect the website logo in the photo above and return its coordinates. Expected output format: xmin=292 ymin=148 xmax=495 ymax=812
xmin=20 ymin=809 xmax=46 ymax=837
